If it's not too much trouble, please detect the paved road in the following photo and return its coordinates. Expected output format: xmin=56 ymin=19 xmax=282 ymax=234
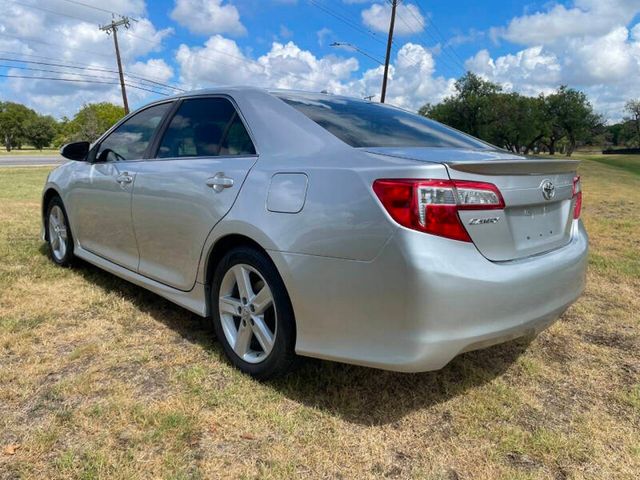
xmin=0 ymin=155 xmax=65 ymax=167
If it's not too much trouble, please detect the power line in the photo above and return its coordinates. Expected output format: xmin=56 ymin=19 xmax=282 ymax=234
xmin=0 ymin=56 xmax=184 ymax=93
xmin=309 ymin=0 xmax=387 ymax=46
xmin=330 ymin=42 xmax=384 ymax=66
xmin=55 ymin=0 xmax=135 ymax=20
xmin=0 ymin=39 xmax=184 ymax=91
xmin=0 ymin=73 xmax=170 ymax=96
xmin=3 ymin=0 xmax=101 ymax=24
xmin=0 ymin=62 xmax=174 ymax=94
xmin=391 ymin=2 xmax=464 ymax=76
xmin=413 ymin=1 xmax=466 ymax=69
xmin=396 ymin=1 xmax=465 ymax=74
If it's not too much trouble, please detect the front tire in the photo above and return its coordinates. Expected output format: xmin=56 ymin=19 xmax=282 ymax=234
xmin=211 ymin=247 xmax=296 ymax=379
xmin=46 ymin=196 xmax=74 ymax=267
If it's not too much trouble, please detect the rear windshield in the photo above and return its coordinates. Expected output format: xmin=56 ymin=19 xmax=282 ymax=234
xmin=277 ymin=93 xmax=491 ymax=149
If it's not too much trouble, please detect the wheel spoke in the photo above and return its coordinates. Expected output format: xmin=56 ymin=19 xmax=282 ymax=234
xmin=51 ymin=235 xmax=60 ymax=250
xmin=219 ymin=295 xmax=242 ymax=316
xmin=53 ymin=207 xmax=62 ymax=225
xmin=58 ymin=238 xmax=66 ymax=258
xmin=58 ymin=227 xmax=68 ymax=241
xmin=232 ymin=265 xmax=253 ymax=300
xmin=251 ymin=315 xmax=274 ymax=355
xmin=252 ymin=285 xmax=273 ymax=315
xmin=234 ymin=320 xmax=252 ymax=357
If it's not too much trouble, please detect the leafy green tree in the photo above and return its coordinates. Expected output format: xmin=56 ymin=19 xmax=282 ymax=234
xmin=0 ymin=102 xmax=37 ymax=151
xmin=63 ymin=102 xmax=125 ymax=143
xmin=544 ymin=86 xmax=602 ymax=156
xmin=24 ymin=115 xmax=58 ymax=150
xmin=420 ymin=75 xmax=603 ymax=156
xmin=422 ymin=72 xmax=502 ymax=139
xmin=484 ymin=94 xmax=548 ymax=154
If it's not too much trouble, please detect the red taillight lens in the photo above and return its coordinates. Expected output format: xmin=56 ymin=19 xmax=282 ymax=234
xmin=372 ymin=179 xmax=504 ymax=242
xmin=572 ymin=175 xmax=582 ymax=219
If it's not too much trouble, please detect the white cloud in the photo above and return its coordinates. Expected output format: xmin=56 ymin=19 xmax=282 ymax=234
xmin=0 ymin=1 xmax=174 ymax=117
xmin=170 ymin=0 xmax=246 ymax=36
xmin=464 ymin=0 xmax=640 ymax=120
xmin=176 ymin=35 xmax=454 ymax=111
xmin=493 ymin=0 xmax=640 ymax=46
xmin=465 ymin=47 xmax=561 ymax=96
xmin=361 ymin=3 xmax=425 ymax=36
xmin=176 ymin=35 xmax=359 ymax=93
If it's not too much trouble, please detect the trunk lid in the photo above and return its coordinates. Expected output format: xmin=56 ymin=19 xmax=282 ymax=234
xmin=363 ymin=147 xmax=579 ymax=262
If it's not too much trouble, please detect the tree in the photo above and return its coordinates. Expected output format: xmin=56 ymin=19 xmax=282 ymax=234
xmin=24 ymin=115 xmax=58 ymax=150
xmin=419 ymin=73 xmax=549 ymax=153
xmin=624 ymin=99 xmax=640 ymax=147
xmin=62 ymin=102 xmax=125 ymax=143
xmin=423 ymin=72 xmax=502 ymax=138
xmin=0 ymin=102 xmax=37 ymax=151
xmin=544 ymin=86 xmax=602 ymax=156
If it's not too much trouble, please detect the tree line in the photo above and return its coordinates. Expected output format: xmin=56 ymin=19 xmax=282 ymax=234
xmin=0 ymin=102 xmax=124 ymax=152
xmin=419 ymin=72 xmax=640 ymax=156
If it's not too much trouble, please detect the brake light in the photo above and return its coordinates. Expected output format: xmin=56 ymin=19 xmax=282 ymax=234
xmin=572 ymin=175 xmax=582 ymax=219
xmin=373 ymin=179 xmax=504 ymax=242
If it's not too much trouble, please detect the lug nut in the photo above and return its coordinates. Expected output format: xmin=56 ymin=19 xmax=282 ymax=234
xmin=250 ymin=304 xmax=255 ymax=312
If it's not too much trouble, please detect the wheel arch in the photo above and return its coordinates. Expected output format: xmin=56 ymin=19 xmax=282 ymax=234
xmin=42 ymin=187 xmax=63 ymax=241
xmin=204 ymin=234 xmax=296 ymax=335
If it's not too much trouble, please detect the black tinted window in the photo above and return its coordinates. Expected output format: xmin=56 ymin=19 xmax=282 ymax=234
xmin=220 ymin=115 xmax=256 ymax=155
xmin=97 ymin=103 xmax=171 ymax=161
xmin=278 ymin=94 xmax=491 ymax=149
xmin=157 ymin=98 xmax=255 ymax=158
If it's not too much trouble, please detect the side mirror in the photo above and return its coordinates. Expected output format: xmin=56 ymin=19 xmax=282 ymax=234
xmin=60 ymin=141 xmax=90 ymax=161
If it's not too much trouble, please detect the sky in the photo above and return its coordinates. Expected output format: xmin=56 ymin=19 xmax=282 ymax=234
xmin=1 ymin=0 xmax=640 ymax=122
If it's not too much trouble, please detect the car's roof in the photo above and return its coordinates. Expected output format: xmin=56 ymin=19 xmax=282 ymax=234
xmin=164 ymin=86 xmax=369 ymax=105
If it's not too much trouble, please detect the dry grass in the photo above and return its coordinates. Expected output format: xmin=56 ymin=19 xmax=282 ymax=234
xmin=1 ymin=157 xmax=639 ymax=479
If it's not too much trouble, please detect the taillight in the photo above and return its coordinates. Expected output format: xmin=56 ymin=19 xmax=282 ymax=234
xmin=372 ymin=179 xmax=504 ymax=242
xmin=572 ymin=176 xmax=582 ymax=219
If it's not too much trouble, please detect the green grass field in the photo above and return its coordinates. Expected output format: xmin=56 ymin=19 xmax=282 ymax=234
xmin=0 ymin=148 xmax=59 ymax=156
xmin=0 ymin=155 xmax=638 ymax=479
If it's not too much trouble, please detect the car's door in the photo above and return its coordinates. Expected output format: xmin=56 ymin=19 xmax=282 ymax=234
xmin=131 ymin=96 xmax=258 ymax=291
xmin=71 ymin=102 xmax=173 ymax=270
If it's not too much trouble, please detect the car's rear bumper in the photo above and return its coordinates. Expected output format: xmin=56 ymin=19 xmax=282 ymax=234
xmin=271 ymin=220 xmax=588 ymax=372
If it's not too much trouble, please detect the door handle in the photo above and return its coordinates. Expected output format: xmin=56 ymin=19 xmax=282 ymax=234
xmin=206 ymin=173 xmax=234 ymax=193
xmin=116 ymin=172 xmax=133 ymax=186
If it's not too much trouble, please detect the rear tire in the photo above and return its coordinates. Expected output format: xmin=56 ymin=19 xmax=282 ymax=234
xmin=46 ymin=196 xmax=74 ymax=267
xmin=211 ymin=247 xmax=296 ymax=379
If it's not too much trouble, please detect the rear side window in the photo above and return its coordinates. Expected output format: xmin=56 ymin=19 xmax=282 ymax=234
xmin=157 ymin=97 xmax=255 ymax=158
xmin=277 ymin=93 xmax=491 ymax=150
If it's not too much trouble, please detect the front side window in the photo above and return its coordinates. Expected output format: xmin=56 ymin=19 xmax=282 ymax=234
xmin=277 ymin=93 xmax=493 ymax=150
xmin=157 ymin=97 xmax=255 ymax=158
xmin=96 ymin=102 xmax=171 ymax=162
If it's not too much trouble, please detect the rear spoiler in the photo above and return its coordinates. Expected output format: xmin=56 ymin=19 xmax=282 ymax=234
xmin=445 ymin=158 xmax=581 ymax=175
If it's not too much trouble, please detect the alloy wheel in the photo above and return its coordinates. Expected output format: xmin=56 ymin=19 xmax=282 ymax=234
xmin=48 ymin=205 xmax=68 ymax=262
xmin=218 ymin=263 xmax=277 ymax=364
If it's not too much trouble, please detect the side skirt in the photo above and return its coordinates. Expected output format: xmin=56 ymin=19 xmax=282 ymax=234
xmin=74 ymin=246 xmax=208 ymax=317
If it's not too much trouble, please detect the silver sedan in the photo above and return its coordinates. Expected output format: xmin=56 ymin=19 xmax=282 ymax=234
xmin=42 ymin=87 xmax=588 ymax=378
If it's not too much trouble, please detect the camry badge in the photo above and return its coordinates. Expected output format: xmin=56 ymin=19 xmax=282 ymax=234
xmin=541 ymin=180 xmax=555 ymax=200
xmin=468 ymin=217 xmax=500 ymax=225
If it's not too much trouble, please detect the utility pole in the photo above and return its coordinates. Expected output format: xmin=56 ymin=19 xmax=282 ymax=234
xmin=380 ymin=0 xmax=398 ymax=103
xmin=100 ymin=15 xmax=131 ymax=114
